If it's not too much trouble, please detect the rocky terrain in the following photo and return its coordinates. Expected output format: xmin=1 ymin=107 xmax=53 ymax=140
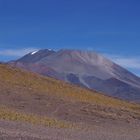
xmin=0 ymin=64 xmax=140 ymax=139
xmin=0 ymin=120 xmax=140 ymax=140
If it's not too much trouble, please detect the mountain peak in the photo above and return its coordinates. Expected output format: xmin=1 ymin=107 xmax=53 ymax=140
xmin=17 ymin=49 xmax=55 ymax=63
xmin=9 ymin=48 xmax=140 ymax=102
xmin=56 ymin=49 xmax=113 ymax=68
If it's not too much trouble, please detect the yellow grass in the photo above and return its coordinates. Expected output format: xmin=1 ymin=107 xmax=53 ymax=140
xmin=0 ymin=105 xmax=75 ymax=128
xmin=0 ymin=64 xmax=140 ymax=114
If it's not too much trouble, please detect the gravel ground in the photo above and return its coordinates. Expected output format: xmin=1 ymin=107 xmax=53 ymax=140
xmin=0 ymin=120 xmax=140 ymax=140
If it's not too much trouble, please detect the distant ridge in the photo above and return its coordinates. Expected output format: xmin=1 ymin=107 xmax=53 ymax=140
xmin=9 ymin=49 xmax=140 ymax=102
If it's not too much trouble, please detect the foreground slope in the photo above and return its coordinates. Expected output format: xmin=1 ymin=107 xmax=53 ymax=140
xmin=0 ymin=64 xmax=140 ymax=139
xmin=10 ymin=49 xmax=140 ymax=102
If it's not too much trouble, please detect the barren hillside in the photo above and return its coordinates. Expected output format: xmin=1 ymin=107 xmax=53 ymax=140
xmin=0 ymin=64 xmax=140 ymax=139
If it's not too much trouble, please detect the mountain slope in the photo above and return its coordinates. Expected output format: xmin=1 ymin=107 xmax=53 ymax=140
xmin=9 ymin=49 xmax=140 ymax=102
xmin=0 ymin=64 xmax=140 ymax=139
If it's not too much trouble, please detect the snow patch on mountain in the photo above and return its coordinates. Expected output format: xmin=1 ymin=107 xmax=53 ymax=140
xmin=31 ymin=51 xmax=38 ymax=55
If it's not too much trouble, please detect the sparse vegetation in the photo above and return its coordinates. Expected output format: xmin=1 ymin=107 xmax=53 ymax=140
xmin=0 ymin=64 xmax=140 ymax=140
xmin=0 ymin=105 xmax=76 ymax=129
xmin=0 ymin=64 xmax=140 ymax=126
xmin=0 ymin=64 xmax=140 ymax=112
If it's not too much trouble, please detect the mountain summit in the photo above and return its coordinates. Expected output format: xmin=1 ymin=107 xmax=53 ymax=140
xmin=9 ymin=49 xmax=140 ymax=102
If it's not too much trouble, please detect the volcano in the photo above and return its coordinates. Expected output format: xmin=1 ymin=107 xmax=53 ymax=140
xmin=9 ymin=49 xmax=140 ymax=102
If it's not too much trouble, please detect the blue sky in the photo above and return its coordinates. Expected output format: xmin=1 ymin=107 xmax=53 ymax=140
xmin=0 ymin=0 xmax=140 ymax=76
